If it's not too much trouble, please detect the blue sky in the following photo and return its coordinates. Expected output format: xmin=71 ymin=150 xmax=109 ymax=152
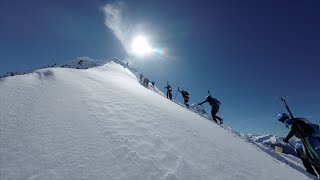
xmin=1 ymin=0 xmax=319 ymax=136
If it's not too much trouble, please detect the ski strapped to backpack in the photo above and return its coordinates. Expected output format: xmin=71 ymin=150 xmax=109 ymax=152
xmin=279 ymin=97 xmax=320 ymax=168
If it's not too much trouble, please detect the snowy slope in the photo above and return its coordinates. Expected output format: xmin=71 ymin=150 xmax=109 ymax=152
xmin=0 ymin=61 xmax=313 ymax=179
xmin=242 ymin=134 xmax=312 ymax=177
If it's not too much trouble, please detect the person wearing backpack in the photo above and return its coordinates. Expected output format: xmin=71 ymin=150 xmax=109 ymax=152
xmin=278 ymin=113 xmax=320 ymax=176
xmin=178 ymin=87 xmax=189 ymax=108
xmin=143 ymin=78 xmax=149 ymax=88
xmin=139 ymin=74 xmax=144 ymax=83
xmin=164 ymin=83 xmax=173 ymax=100
xmin=198 ymin=95 xmax=223 ymax=124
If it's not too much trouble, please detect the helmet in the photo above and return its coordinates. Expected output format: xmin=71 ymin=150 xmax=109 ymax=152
xmin=278 ymin=113 xmax=289 ymax=122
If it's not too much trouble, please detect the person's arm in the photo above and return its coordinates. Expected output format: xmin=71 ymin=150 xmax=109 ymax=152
xmin=284 ymin=130 xmax=295 ymax=142
xmin=198 ymin=100 xmax=207 ymax=105
xmin=283 ymin=123 xmax=297 ymax=142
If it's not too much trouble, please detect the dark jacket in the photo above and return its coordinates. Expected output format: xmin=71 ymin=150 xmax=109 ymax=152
xmin=284 ymin=118 xmax=316 ymax=140
xmin=180 ymin=90 xmax=189 ymax=99
xmin=199 ymin=96 xmax=220 ymax=109
xmin=165 ymin=85 xmax=172 ymax=92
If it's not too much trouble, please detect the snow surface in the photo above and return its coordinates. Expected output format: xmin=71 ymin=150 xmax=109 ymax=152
xmin=0 ymin=61 xmax=315 ymax=179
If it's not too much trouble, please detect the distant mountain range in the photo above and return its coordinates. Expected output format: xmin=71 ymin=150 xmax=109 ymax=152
xmin=245 ymin=134 xmax=300 ymax=157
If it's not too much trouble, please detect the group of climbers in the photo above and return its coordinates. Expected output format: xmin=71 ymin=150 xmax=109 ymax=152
xmin=137 ymin=67 xmax=319 ymax=177
xmin=164 ymin=81 xmax=319 ymax=177
xmin=139 ymin=73 xmax=155 ymax=89
xmin=164 ymin=81 xmax=223 ymax=125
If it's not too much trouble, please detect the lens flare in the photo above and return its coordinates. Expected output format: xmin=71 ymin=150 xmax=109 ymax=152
xmin=153 ymin=47 xmax=170 ymax=60
xmin=131 ymin=36 xmax=153 ymax=56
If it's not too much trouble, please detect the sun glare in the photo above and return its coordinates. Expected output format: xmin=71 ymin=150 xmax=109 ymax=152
xmin=131 ymin=36 xmax=153 ymax=56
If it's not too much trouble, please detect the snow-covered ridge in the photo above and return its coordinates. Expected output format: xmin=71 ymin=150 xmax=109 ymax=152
xmin=0 ymin=60 xmax=313 ymax=179
xmin=60 ymin=57 xmax=103 ymax=69
xmin=0 ymin=57 xmax=110 ymax=79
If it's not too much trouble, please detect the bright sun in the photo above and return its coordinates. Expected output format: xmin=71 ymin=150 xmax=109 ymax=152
xmin=131 ymin=36 xmax=153 ymax=56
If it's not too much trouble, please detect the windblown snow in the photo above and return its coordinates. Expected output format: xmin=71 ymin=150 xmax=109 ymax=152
xmin=0 ymin=61 xmax=313 ymax=179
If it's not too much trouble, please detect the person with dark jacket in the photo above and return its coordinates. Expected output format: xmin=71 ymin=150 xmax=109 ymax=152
xmin=178 ymin=87 xmax=189 ymax=108
xmin=164 ymin=84 xmax=172 ymax=100
xmin=143 ymin=78 xmax=149 ymax=88
xmin=278 ymin=113 xmax=320 ymax=177
xmin=198 ymin=95 xmax=223 ymax=124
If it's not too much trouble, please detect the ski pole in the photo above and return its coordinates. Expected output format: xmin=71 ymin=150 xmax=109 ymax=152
xmin=288 ymin=141 xmax=297 ymax=151
xmin=200 ymin=104 xmax=207 ymax=115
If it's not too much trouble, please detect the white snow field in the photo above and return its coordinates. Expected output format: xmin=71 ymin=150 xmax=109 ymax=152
xmin=0 ymin=61 xmax=313 ymax=179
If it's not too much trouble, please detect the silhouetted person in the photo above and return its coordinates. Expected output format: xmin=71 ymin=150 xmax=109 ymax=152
xmin=164 ymin=83 xmax=172 ymax=100
xmin=198 ymin=95 xmax=222 ymax=124
xmin=278 ymin=113 xmax=320 ymax=177
xmin=178 ymin=87 xmax=189 ymax=108
xmin=143 ymin=78 xmax=149 ymax=88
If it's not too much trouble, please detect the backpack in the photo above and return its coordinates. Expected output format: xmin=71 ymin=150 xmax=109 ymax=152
xmin=207 ymin=96 xmax=221 ymax=107
xmin=182 ymin=90 xmax=189 ymax=96
xmin=214 ymin=98 xmax=221 ymax=106
xmin=294 ymin=118 xmax=317 ymax=137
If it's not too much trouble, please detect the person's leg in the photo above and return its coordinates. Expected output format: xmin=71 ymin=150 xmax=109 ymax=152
xmin=184 ymin=98 xmax=189 ymax=108
xmin=314 ymin=164 xmax=320 ymax=177
xmin=215 ymin=116 xmax=223 ymax=124
xmin=303 ymin=158 xmax=318 ymax=176
xmin=296 ymin=145 xmax=318 ymax=176
xmin=211 ymin=108 xmax=218 ymax=123
xmin=304 ymin=136 xmax=320 ymax=162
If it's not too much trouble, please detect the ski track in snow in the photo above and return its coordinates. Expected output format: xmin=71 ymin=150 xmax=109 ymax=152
xmin=0 ymin=62 xmax=314 ymax=179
